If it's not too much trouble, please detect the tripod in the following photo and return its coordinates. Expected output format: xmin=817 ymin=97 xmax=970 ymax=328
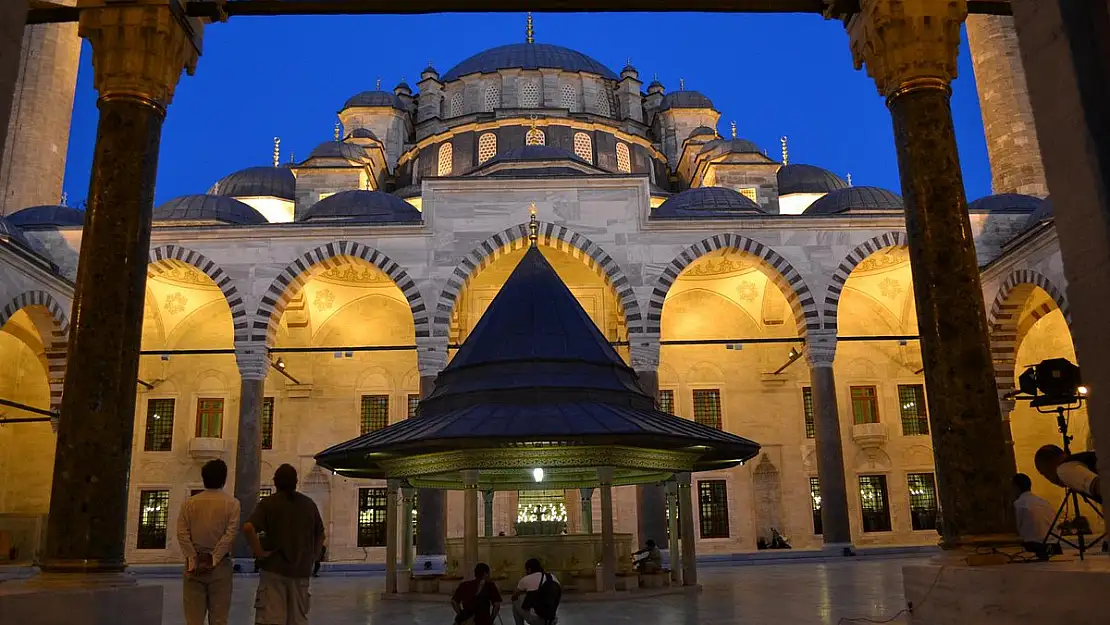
xmin=1040 ymin=405 xmax=1106 ymax=560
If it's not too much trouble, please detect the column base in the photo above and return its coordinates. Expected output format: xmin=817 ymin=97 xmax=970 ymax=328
xmin=414 ymin=554 xmax=446 ymax=575
xmin=0 ymin=575 xmax=161 ymax=625
xmin=820 ymin=542 xmax=857 ymax=557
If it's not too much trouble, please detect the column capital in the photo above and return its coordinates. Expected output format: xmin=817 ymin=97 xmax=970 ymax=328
xmin=846 ymin=0 xmax=967 ymax=100
xmin=674 ymin=471 xmax=691 ymax=486
xmin=579 ymin=487 xmax=594 ymax=501
xmin=236 ymin=347 xmax=270 ymax=381
xmin=460 ymin=469 xmax=480 ymax=488
xmin=596 ymin=466 xmax=615 ymax=486
xmin=803 ymin=329 xmax=837 ymax=368
xmin=79 ymin=1 xmax=204 ymax=112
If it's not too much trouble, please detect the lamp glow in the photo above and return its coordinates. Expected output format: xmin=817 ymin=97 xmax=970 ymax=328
xmin=1079 ymin=385 xmax=1090 ymax=396
xmin=532 ymin=467 xmax=544 ymax=482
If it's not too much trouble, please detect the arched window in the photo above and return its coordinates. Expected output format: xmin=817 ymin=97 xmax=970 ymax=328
xmin=520 ymin=80 xmax=540 ymax=108
xmin=526 ymin=127 xmax=546 ymax=146
xmin=478 ymin=133 xmax=497 ymax=164
xmin=596 ymin=89 xmax=612 ymax=117
xmin=484 ymin=86 xmax=500 ymax=112
xmin=616 ymin=142 xmax=631 ymax=173
xmin=560 ymin=84 xmax=578 ymax=112
xmin=449 ymin=92 xmax=464 ymax=118
xmin=438 ymin=142 xmax=453 ymax=176
xmin=573 ymin=132 xmax=593 ymax=162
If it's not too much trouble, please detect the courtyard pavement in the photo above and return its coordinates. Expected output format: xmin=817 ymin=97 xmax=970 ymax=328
xmin=149 ymin=556 xmax=919 ymax=625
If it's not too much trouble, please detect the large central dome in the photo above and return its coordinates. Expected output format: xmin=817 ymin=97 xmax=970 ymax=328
xmin=442 ymin=42 xmax=618 ymax=82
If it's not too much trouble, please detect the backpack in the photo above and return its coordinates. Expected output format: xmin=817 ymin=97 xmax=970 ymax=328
xmin=532 ymin=573 xmax=561 ymax=620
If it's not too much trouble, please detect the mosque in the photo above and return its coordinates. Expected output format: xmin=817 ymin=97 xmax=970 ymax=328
xmin=0 ymin=15 xmax=1090 ymax=567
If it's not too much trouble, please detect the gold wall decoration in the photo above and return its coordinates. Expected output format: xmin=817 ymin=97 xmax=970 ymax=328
xmin=314 ymin=288 xmax=335 ymax=311
xmin=879 ymin=278 xmax=903 ymax=299
xmin=164 ymin=292 xmax=188 ymax=314
xmin=736 ymin=280 xmax=759 ymax=302
xmin=682 ymin=255 xmax=754 ymax=278
xmin=853 ymin=248 xmax=908 ymax=274
xmin=151 ymin=264 xmax=217 ymax=289
xmin=318 ymin=264 xmax=390 ymax=285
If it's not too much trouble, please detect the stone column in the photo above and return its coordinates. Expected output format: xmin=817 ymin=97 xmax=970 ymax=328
xmin=676 ymin=472 xmax=697 ymax=587
xmin=847 ymin=0 xmax=1015 ymax=545
xmin=664 ymin=479 xmax=681 ymax=584
xmin=385 ymin=479 xmax=400 ymax=594
xmin=578 ymin=487 xmax=594 ymax=534
xmin=462 ymin=470 xmax=480 ymax=580
xmin=632 ymin=341 xmax=668 ymax=550
xmin=482 ymin=489 xmax=494 ymax=538
xmin=803 ymin=330 xmax=854 ymax=551
xmin=401 ymin=484 xmax=416 ymax=572
xmin=40 ymin=4 xmax=201 ymax=576
xmin=597 ymin=467 xmax=616 ymax=592
xmin=416 ymin=357 xmax=446 ymax=557
xmin=233 ymin=346 xmax=268 ymax=558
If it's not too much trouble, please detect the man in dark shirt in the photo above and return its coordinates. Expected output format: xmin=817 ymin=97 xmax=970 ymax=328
xmin=243 ymin=464 xmax=325 ymax=625
xmin=452 ymin=563 xmax=502 ymax=625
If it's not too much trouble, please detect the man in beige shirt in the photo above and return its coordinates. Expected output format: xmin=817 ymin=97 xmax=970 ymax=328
xmin=177 ymin=459 xmax=241 ymax=625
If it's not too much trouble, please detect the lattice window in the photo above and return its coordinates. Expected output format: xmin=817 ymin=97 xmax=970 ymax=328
xmin=596 ymin=89 xmax=612 ymax=117
xmin=261 ymin=397 xmax=275 ymax=450
xmin=408 ymin=394 xmax=420 ymax=418
xmin=740 ymin=187 xmax=758 ymax=203
xmin=484 ymin=85 xmax=500 ymax=112
xmin=850 ymin=386 xmax=880 ymax=425
xmin=809 ymin=477 xmax=823 ymax=535
xmin=693 ymin=389 xmax=722 ymax=430
xmin=195 ymin=398 xmax=224 ymax=438
xmin=697 ymin=480 xmax=730 ymax=538
xmin=520 ymin=80 xmax=540 ymax=107
xmin=657 ymin=389 xmax=675 ymax=415
xmin=358 ymin=487 xmax=388 ymax=547
xmin=572 ymin=132 xmax=593 ymax=162
xmin=859 ymin=475 xmax=892 ymax=532
xmin=449 ymin=91 xmax=464 ymax=118
xmin=517 ymin=489 xmax=568 ymax=524
xmin=137 ymin=490 xmax=170 ymax=549
xmin=143 ymin=398 xmax=175 ymax=452
xmin=802 ymin=387 xmax=815 ymax=439
xmin=526 ymin=127 xmax=545 ymax=146
xmin=898 ymin=384 xmax=929 ymax=436
xmin=908 ymin=473 xmax=939 ymax=531
xmin=616 ymin=142 xmax=631 ymax=173
xmin=360 ymin=395 xmax=389 ymax=435
xmin=437 ymin=142 xmax=453 ymax=176
xmin=560 ymin=84 xmax=578 ymax=111
xmin=478 ymin=132 xmax=497 ymax=164
xmin=259 ymin=487 xmax=273 ymax=499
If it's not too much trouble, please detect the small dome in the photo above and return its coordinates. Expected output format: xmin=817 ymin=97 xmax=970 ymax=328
xmin=421 ymin=65 xmax=439 ymax=80
xmin=443 ymin=43 xmax=618 ymax=82
xmin=689 ymin=126 xmax=717 ymax=139
xmin=804 ymin=186 xmax=903 ymax=215
xmin=698 ymin=137 xmax=763 ymax=157
xmin=208 ymin=166 xmax=296 ymax=201
xmin=341 ymin=90 xmax=407 ymax=110
xmin=658 ymin=90 xmax=714 ymax=111
xmin=346 ymin=128 xmax=380 ymax=141
xmin=968 ymin=193 xmax=1044 ymax=213
xmin=647 ymin=80 xmax=664 ymax=95
xmin=620 ymin=63 xmax=638 ymax=79
xmin=654 ymin=187 xmax=764 ymax=219
xmin=301 ymin=190 xmax=422 ymax=224
xmin=7 ymin=204 xmax=85 ymax=228
xmin=392 ymin=185 xmax=422 ymax=199
xmin=394 ymin=80 xmax=412 ymax=95
xmin=1025 ymin=195 xmax=1054 ymax=228
xmin=777 ymin=164 xmax=849 ymax=196
xmin=154 ymin=195 xmax=268 ymax=226
xmin=307 ymin=141 xmax=370 ymax=163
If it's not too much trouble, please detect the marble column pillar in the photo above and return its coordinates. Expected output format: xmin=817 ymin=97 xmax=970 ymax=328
xmin=384 ymin=480 xmax=399 ymax=594
xmin=634 ymin=368 xmax=669 ymax=548
xmin=597 ymin=467 xmax=616 ymax=592
xmin=0 ymin=1 xmax=27 ymax=170
xmin=579 ymin=487 xmax=594 ymax=534
xmin=416 ymin=374 xmax=446 ymax=557
xmin=676 ymin=472 xmax=697 ymax=587
xmin=803 ymin=330 xmax=854 ymax=551
xmin=233 ymin=347 xmax=268 ymax=558
xmin=847 ymin=0 xmax=1015 ymax=545
xmin=482 ymin=489 xmax=495 ymax=537
xmin=462 ymin=470 xmax=480 ymax=580
xmin=401 ymin=485 xmax=415 ymax=573
xmin=664 ymin=479 xmax=681 ymax=584
xmin=40 ymin=5 xmax=201 ymax=575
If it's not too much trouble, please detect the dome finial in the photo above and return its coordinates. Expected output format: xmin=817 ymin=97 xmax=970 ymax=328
xmin=529 ymin=203 xmax=538 ymax=245
xmin=847 ymin=172 xmax=853 ymax=187
xmin=375 ymin=77 xmax=381 ymax=90
xmin=60 ymin=191 xmax=68 ymax=207
xmin=780 ymin=136 xmax=788 ymax=165
xmin=289 ymin=151 xmax=295 ymax=164
xmin=679 ymin=78 xmax=685 ymax=91
xmin=334 ymin=118 xmax=341 ymax=142
xmin=526 ymin=12 xmax=534 ymax=44
xmin=273 ymin=137 xmax=281 ymax=167
xmin=730 ymin=121 xmax=737 ymax=139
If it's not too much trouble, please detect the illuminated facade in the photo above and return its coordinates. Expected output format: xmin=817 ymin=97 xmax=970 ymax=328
xmin=0 ymin=33 xmax=1089 ymax=566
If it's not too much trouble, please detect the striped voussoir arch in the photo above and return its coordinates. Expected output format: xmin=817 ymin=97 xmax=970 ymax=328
xmin=432 ymin=222 xmax=644 ymax=339
xmin=0 ymin=290 xmax=70 ymax=414
xmin=149 ymin=245 xmax=251 ymax=343
xmin=254 ymin=241 xmax=428 ymax=344
xmin=988 ymin=268 xmax=1072 ymax=399
xmin=645 ymin=233 xmax=819 ymax=336
xmin=822 ymin=231 xmax=909 ymax=330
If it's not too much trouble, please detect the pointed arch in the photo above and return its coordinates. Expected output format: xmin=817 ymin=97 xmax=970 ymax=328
xmin=822 ymin=231 xmax=909 ymax=330
xmin=253 ymin=241 xmax=428 ymax=346
xmin=149 ymin=245 xmax=250 ymax=343
xmin=0 ymin=290 xmax=70 ymax=413
xmin=987 ymin=268 xmax=1072 ymax=398
xmin=432 ymin=223 xmax=643 ymax=340
xmin=646 ymin=234 xmax=818 ymax=336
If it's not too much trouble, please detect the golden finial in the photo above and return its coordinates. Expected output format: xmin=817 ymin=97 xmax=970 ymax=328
xmin=334 ymin=119 xmax=341 ymax=142
xmin=847 ymin=172 xmax=853 ymax=187
xmin=529 ymin=114 xmax=538 ymax=131
xmin=679 ymin=78 xmax=685 ymax=91
xmin=528 ymin=203 xmax=538 ymax=245
xmin=273 ymin=137 xmax=281 ymax=167
xmin=780 ymin=136 xmax=788 ymax=165
xmin=526 ymin=12 xmax=534 ymax=44
xmin=730 ymin=121 xmax=737 ymax=139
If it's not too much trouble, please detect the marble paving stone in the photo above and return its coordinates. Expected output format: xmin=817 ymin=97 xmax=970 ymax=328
xmin=147 ymin=557 xmax=917 ymax=625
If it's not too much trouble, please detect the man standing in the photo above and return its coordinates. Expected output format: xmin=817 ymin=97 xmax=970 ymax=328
xmin=243 ymin=464 xmax=325 ymax=625
xmin=177 ymin=459 xmax=241 ymax=625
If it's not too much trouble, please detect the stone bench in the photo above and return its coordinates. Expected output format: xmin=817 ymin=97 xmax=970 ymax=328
xmin=638 ymin=571 xmax=671 ymax=589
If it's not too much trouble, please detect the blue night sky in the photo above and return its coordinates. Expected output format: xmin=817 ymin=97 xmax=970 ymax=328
xmin=61 ymin=12 xmax=993 ymax=206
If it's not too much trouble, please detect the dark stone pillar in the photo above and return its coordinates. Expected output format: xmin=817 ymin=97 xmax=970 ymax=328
xmin=416 ymin=374 xmax=445 ymax=556
xmin=233 ymin=349 xmax=268 ymax=558
xmin=804 ymin=330 xmax=853 ymax=550
xmin=676 ymin=472 xmax=697 ymax=587
xmin=634 ymin=369 xmax=668 ymax=548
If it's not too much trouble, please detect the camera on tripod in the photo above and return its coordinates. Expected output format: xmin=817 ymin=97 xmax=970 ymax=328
xmin=1015 ymin=357 xmax=1087 ymax=408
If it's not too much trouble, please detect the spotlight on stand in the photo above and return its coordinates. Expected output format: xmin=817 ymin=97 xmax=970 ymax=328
xmin=1015 ymin=358 xmax=1085 ymax=408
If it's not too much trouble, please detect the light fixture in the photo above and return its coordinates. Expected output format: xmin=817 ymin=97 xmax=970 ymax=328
xmin=532 ymin=467 xmax=545 ymax=483
xmin=276 ymin=358 xmax=286 ymax=371
xmin=1078 ymin=385 xmax=1090 ymax=396
xmin=788 ymin=347 xmax=800 ymax=359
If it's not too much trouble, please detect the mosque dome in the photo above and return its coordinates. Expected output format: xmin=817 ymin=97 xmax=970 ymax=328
xmin=208 ymin=166 xmax=296 ymax=201
xmin=7 ymin=204 xmax=85 ymax=228
xmin=658 ymin=90 xmax=714 ymax=111
xmin=968 ymin=193 xmax=1044 ymax=213
xmin=442 ymin=43 xmax=618 ymax=82
xmin=154 ymin=195 xmax=268 ymax=226
xmin=394 ymin=80 xmax=412 ymax=95
xmin=300 ymin=190 xmax=422 ymax=224
xmin=689 ymin=126 xmax=717 ymax=139
xmin=777 ymin=164 xmax=849 ymax=196
xmin=647 ymin=79 xmax=664 ymax=95
xmin=804 ymin=186 xmax=903 ymax=215
xmin=307 ymin=141 xmax=370 ymax=163
xmin=654 ymin=186 xmax=764 ymax=219
xmin=1025 ymin=195 xmax=1054 ymax=228
xmin=341 ymin=90 xmax=407 ymax=110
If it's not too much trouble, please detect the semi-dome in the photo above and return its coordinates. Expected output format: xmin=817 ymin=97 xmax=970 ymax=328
xmin=698 ymin=137 xmax=763 ymax=157
xmin=208 ymin=166 xmax=296 ymax=201
xmin=1025 ymin=195 xmax=1054 ymax=228
xmin=689 ymin=126 xmax=717 ymax=139
xmin=346 ymin=128 xmax=380 ymax=141
xmin=307 ymin=141 xmax=369 ymax=163
xmin=7 ymin=204 xmax=85 ymax=228
xmin=654 ymin=186 xmax=764 ymax=219
xmin=442 ymin=43 xmax=618 ymax=82
xmin=804 ymin=186 xmax=903 ymax=215
xmin=658 ymin=90 xmax=714 ymax=111
xmin=153 ymin=195 xmax=268 ymax=226
xmin=778 ymin=164 xmax=849 ymax=196
xmin=342 ymin=90 xmax=407 ymax=110
xmin=968 ymin=193 xmax=1044 ymax=213
xmin=300 ymin=190 xmax=422 ymax=224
